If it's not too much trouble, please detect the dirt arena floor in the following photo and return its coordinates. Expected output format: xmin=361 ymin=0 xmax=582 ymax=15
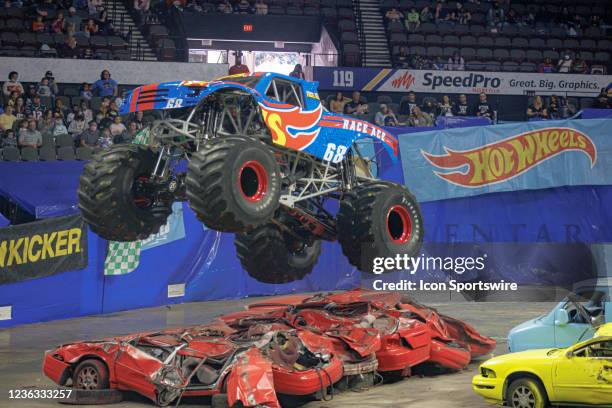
xmin=0 ymin=292 xmax=556 ymax=408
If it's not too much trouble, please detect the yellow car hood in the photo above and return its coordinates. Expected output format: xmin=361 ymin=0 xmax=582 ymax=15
xmin=483 ymin=348 xmax=562 ymax=366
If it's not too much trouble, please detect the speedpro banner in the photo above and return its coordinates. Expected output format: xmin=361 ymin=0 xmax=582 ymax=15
xmin=0 ymin=214 xmax=87 ymax=284
xmin=398 ymin=118 xmax=612 ymax=202
xmin=314 ymin=67 xmax=612 ymax=96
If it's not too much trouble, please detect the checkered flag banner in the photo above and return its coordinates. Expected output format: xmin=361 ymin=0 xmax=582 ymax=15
xmin=103 ymin=128 xmax=150 ymax=276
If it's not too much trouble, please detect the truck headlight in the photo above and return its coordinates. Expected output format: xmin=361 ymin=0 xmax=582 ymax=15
xmin=480 ymin=367 xmax=496 ymax=378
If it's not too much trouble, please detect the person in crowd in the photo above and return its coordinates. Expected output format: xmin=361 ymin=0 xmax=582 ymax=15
xmin=51 ymin=11 xmax=66 ymax=33
xmin=538 ymin=57 xmax=555 ymax=73
xmin=234 ymin=0 xmax=251 ymax=13
xmin=0 ymin=106 xmax=17 ymax=133
xmin=557 ymin=96 xmax=576 ymax=117
xmin=229 ymin=53 xmax=250 ymax=75
xmin=375 ymin=104 xmax=398 ymax=126
xmin=447 ymin=52 xmax=465 ymax=71
xmin=385 ymin=7 xmax=403 ymax=23
xmin=593 ymin=89 xmax=610 ymax=109
xmin=420 ymin=5 xmax=433 ymax=23
xmin=3 ymin=72 xmax=24 ymax=98
xmin=61 ymin=36 xmax=81 ymax=58
xmin=557 ymin=53 xmax=573 ymax=73
xmin=18 ymin=119 xmax=43 ymax=148
xmin=80 ymin=100 xmax=93 ymax=123
xmin=96 ymin=105 xmax=111 ymax=127
xmin=289 ymin=64 xmax=305 ymax=80
xmin=410 ymin=52 xmax=430 ymax=69
xmin=445 ymin=9 xmax=459 ymax=24
xmin=68 ymin=112 xmax=87 ymax=136
xmin=52 ymin=113 xmax=68 ymax=136
xmin=474 ymin=92 xmax=494 ymax=120
xmin=457 ymin=3 xmax=471 ymax=25
xmin=37 ymin=77 xmax=52 ymax=98
xmin=405 ymin=8 xmax=420 ymax=31
xmin=97 ymin=9 xmax=112 ymax=34
xmin=93 ymin=70 xmax=118 ymax=97
xmin=25 ymin=95 xmax=46 ymax=121
xmin=506 ymin=8 xmax=519 ymax=25
xmin=133 ymin=110 xmax=146 ymax=129
xmin=118 ymin=121 xmax=139 ymax=143
xmin=54 ymin=98 xmax=69 ymax=118
xmin=487 ymin=1 xmax=505 ymax=27
xmin=88 ymin=0 xmax=103 ymax=15
xmin=434 ymin=56 xmax=448 ymax=70
xmin=38 ymin=109 xmax=55 ymax=136
xmin=80 ymin=82 xmax=93 ymax=99
xmin=254 ymin=0 xmax=267 ymax=15
xmin=133 ymin=0 xmax=150 ymax=24
xmin=438 ymin=95 xmax=453 ymax=116
xmin=17 ymin=119 xmax=28 ymax=140
xmin=1 ymin=129 xmax=18 ymax=148
xmin=83 ymin=47 xmax=94 ymax=59
xmin=96 ymin=127 xmax=113 ymax=149
xmin=409 ymin=106 xmax=433 ymax=127
xmin=5 ymin=92 xmax=20 ymax=110
xmin=36 ymin=0 xmax=56 ymax=17
xmin=109 ymin=115 xmax=126 ymax=138
xmin=44 ymin=71 xmax=59 ymax=96
xmin=329 ymin=92 xmax=347 ymax=114
xmin=400 ymin=91 xmax=418 ymax=115
xmin=13 ymin=97 xmax=26 ymax=120
xmin=65 ymin=6 xmax=82 ymax=31
xmin=344 ymin=91 xmax=368 ymax=115
xmin=80 ymin=120 xmax=100 ymax=147
xmin=572 ymin=54 xmax=588 ymax=74
xmin=526 ymin=95 xmax=548 ymax=120
xmin=32 ymin=15 xmax=46 ymax=32
xmin=217 ymin=0 xmax=232 ymax=13
xmin=24 ymin=85 xmax=37 ymax=106
xmin=395 ymin=46 xmax=410 ymax=68
xmin=84 ymin=18 xmax=98 ymax=36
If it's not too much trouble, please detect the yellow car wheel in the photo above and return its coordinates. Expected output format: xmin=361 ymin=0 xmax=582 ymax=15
xmin=506 ymin=378 xmax=548 ymax=408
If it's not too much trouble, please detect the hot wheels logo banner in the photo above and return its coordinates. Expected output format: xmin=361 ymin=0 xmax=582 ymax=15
xmin=397 ymin=119 xmax=612 ymax=202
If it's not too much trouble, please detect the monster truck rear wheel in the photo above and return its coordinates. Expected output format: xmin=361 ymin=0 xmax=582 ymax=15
xmin=235 ymin=224 xmax=321 ymax=283
xmin=337 ymin=182 xmax=424 ymax=272
xmin=186 ymin=136 xmax=281 ymax=232
xmin=78 ymin=145 xmax=172 ymax=241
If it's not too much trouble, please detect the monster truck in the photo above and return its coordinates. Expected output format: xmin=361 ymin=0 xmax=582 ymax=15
xmin=78 ymin=72 xmax=424 ymax=283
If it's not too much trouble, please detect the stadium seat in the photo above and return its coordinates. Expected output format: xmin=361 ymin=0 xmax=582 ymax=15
xmin=512 ymin=37 xmax=529 ymax=48
xmin=476 ymin=48 xmax=493 ymax=60
xmin=494 ymin=37 xmax=512 ymax=48
xmin=57 ymin=146 xmax=76 ymax=161
xmin=38 ymin=146 xmax=57 ymax=161
xmin=529 ymin=38 xmax=546 ymax=49
xmin=502 ymin=61 xmax=519 ymax=72
xmin=425 ymin=34 xmax=442 ymax=46
xmin=2 ymin=147 xmax=20 ymax=161
xmin=377 ymin=95 xmax=392 ymax=104
xmin=76 ymin=147 xmax=94 ymax=161
xmin=442 ymin=35 xmax=460 ymax=47
xmin=55 ymin=133 xmax=74 ymax=148
xmin=542 ymin=50 xmax=559 ymax=60
xmin=42 ymin=134 xmax=55 ymax=148
xmin=526 ymin=49 xmax=543 ymax=61
xmin=460 ymin=36 xmax=477 ymax=47
xmin=510 ymin=49 xmax=526 ymax=61
xmin=460 ymin=47 xmax=477 ymax=59
xmin=20 ymin=147 xmax=38 ymax=162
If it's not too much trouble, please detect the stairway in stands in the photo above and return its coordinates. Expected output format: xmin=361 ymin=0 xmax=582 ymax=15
xmin=353 ymin=0 xmax=392 ymax=67
xmin=102 ymin=0 xmax=158 ymax=61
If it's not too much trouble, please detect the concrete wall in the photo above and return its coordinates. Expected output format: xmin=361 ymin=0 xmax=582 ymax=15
xmin=0 ymin=57 xmax=229 ymax=85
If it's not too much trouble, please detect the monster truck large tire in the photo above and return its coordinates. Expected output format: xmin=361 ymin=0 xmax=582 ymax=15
xmin=337 ymin=181 xmax=424 ymax=272
xmin=186 ymin=136 xmax=281 ymax=232
xmin=78 ymin=145 xmax=172 ymax=241
xmin=235 ymin=224 xmax=321 ymax=283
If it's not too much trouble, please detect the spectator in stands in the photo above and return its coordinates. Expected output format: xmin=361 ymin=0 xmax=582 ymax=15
xmin=16 ymin=119 xmax=28 ymax=139
xmin=506 ymin=8 xmax=519 ymax=26
xmin=400 ymin=91 xmax=418 ymax=115
xmin=229 ymin=53 xmax=250 ymax=75
xmin=457 ymin=3 xmax=471 ymax=25
xmin=408 ymin=106 xmax=433 ymax=127
xmin=421 ymin=98 xmax=438 ymax=118
xmin=404 ymin=8 xmax=420 ymax=31
xmin=474 ymin=93 xmax=494 ymax=120
xmin=526 ymin=96 xmax=548 ymax=120
xmin=344 ymin=91 xmax=368 ymax=115
xmin=438 ymin=95 xmax=453 ymax=116
xmin=375 ymin=104 xmax=399 ymax=126
xmin=96 ymin=127 xmax=113 ymax=149
xmin=290 ymin=64 xmax=305 ymax=80
xmin=109 ymin=115 xmax=126 ymax=138
xmin=593 ymin=89 xmax=610 ymax=109
xmin=557 ymin=96 xmax=576 ymax=118
xmin=55 ymin=98 xmax=69 ymax=118
xmin=36 ymin=0 xmax=56 ymax=17
xmin=133 ymin=110 xmax=146 ymax=128
xmin=93 ymin=70 xmax=118 ymax=97
xmin=217 ymin=0 xmax=232 ymax=13
xmin=385 ymin=8 xmax=403 ymax=23
xmin=410 ymin=53 xmax=430 ymax=70
xmin=395 ymin=46 xmax=410 ymax=68
xmin=3 ymin=72 xmax=24 ymax=98
xmin=80 ymin=120 xmax=100 ymax=147
xmin=6 ymin=91 xmax=20 ymax=109
xmin=26 ymin=95 xmax=46 ymax=121
xmin=84 ymin=18 xmax=99 ymax=36
xmin=83 ymin=47 xmax=94 ymax=59
xmin=235 ymin=0 xmax=251 ymax=14
xmin=547 ymin=96 xmax=560 ymax=119
xmin=80 ymin=100 xmax=93 ymax=123
xmin=433 ymin=2 xmax=445 ymax=22
xmin=80 ymin=83 xmax=93 ymax=99
xmin=0 ymin=106 xmax=16 ymax=133
xmin=37 ymin=78 xmax=52 ymax=98
xmin=420 ymin=6 xmax=433 ymax=24
xmin=134 ymin=0 xmax=151 ymax=24
xmin=254 ymin=0 xmax=267 ymax=15
xmin=32 ymin=15 xmax=46 ymax=33
xmin=65 ymin=7 xmax=82 ymax=31
xmin=572 ymin=54 xmax=588 ymax=74
xmin=68 ymin=112 xmax=87 ymax=136
xmin=38 ymin=110 xmax=55 ymax=136
xmin=118 ymin=121 xmax=139 ymax=143
xmin=52 ymin=113 xmax=69 ymax=136
xmin=13 ymin=97 xmax=25 ymax=120
xmin=88 ymin=0 xmax=103 ymax=15
xmin=44 ymin=71 xmax=59 ymax=96
xmin=557 ymin=53 xmax=573 ymax=73
xmin=447 ymin=52 xmax=465 ymax=71
xmin=487 ymin=1 xmax=505 ymax=28
xmin=51 ymin=11 xmax=66 ymax=33
xmin=18 ymin=119 xmax=43 ymax=148
xmin=538 ymin=57 xmax=554 ymax=73
xmin=1 ymin=130 xmax=17 ymax=148
xmin=61 ymin=37 xmax=81 ymax=59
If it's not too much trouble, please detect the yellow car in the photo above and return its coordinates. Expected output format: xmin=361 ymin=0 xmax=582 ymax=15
xmin=473 ymin=323 xmax=612 ymax=407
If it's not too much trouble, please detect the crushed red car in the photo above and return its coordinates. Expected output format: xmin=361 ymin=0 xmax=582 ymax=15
xmin=43 ymin=290 xmax=495 ymax=407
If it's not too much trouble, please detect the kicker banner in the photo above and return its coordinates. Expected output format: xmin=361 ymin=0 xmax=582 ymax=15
xmin=314 ymin=67 xmax=612 ymax=96
xmin=398 ymin=118 xmax=612 ymax=202
xmin=0 ymin=214 xmax=87 ymax=284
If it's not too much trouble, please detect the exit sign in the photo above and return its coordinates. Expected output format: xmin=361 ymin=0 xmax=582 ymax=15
xmin=243 ymin=24 xmax=253 ymax=32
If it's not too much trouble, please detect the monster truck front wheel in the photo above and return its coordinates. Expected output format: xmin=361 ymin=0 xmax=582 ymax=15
xmin=337 ymin=182 xmax=424 ymax=272
xmin=186 ymin=136 xmax=281 ymax=232
xmin=235 ymin=224 xmax=321 ymax=283
xmin=78 ymin=145 xmax=172 ymax=241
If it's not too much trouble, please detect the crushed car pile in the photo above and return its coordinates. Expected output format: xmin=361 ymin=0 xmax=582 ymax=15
xmin=43 ymin=290 xmax=495 ymax=407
